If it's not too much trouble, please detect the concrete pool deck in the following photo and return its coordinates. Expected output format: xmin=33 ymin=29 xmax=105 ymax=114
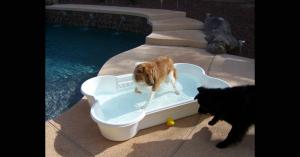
xmin=46 ymin=4 xmax=255 ymax=157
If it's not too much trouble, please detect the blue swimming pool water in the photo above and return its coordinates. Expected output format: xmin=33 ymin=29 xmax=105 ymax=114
xmin=46 ymin=24 xmax=146 ymax=120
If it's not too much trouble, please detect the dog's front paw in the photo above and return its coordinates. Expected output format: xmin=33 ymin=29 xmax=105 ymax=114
xmin=135 ymin=103 xmax=144 ymax=109
xmin=140 ymin=105 xmax=147 ymax=109
xmin=135 ymin=91 xmax=142 ymax=94
xmin=140 ymin=103 xmax=149 ymax=109
xmin=136 ymin=101 xmax=149 ymax=109
xmin=135 ymin=88 xmax=142 ymax=94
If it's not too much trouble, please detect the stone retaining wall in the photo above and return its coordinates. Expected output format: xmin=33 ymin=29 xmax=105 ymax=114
xmin=46 ymin=10 xmax=152 ymax=35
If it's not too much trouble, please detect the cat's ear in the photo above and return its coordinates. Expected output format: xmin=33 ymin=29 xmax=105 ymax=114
xmin=197 ymin=86 xmax=208 ymax=92
xmin=206 ymin=13 xmax=211 ymax=18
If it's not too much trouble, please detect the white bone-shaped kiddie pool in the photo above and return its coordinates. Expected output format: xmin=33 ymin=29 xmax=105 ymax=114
xmin=81 ymin=63 xmax=230 ymax=141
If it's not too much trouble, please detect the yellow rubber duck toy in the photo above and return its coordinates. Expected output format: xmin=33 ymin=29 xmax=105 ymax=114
xmin=166 ymin=117 xmax=175 ymax=127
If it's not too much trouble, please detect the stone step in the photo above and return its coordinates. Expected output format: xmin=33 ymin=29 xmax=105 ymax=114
xmin=146 ymin=30 xmax=207 ymax=48
xmin=99 ymin=44 xmax=214 ymax=75
xmin=46 ymin=4 xmax=186 ymax=21
xmin=150 ymin=17 xmax=204 ymax=31
xmin=148 ymin=12 xmax=186 ymax=20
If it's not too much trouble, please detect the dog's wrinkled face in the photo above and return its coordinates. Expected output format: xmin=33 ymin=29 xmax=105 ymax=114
xmin=194 ymin=87 xmax=215 ymax=115
xmin=134 ymin=63 xmax=156 ymax=86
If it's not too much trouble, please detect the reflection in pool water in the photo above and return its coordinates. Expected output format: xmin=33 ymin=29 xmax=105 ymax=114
xmin=45 ymin=24 xmax=146 ymax=120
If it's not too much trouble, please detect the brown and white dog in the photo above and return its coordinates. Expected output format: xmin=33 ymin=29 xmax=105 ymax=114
xmin=133 ymin=56 xmax=179 ymax=109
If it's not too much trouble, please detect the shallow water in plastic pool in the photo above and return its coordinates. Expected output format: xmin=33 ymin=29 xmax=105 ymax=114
xmin=94 ymin=73 xmax=201 ymax=124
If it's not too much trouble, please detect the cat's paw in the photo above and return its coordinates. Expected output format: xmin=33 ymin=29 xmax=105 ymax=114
xmin=208 ymin=120 xmax=217 ymax=126
xmin=216 ymin=141 xmax=229 ymax=149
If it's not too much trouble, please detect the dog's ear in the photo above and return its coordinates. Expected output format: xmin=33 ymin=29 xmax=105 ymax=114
xmin=148 ymin=75 xmax=154 ymax=86
xmin=135 ymin=64 xmax=145 ymax=73
xmin=146 ymin=68 xmax=157 ymax=86
xmin=152 ymin=68 xmax=158 ymax=83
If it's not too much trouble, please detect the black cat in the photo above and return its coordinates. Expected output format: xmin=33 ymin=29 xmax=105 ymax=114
xmin=194 ymin=85 xmax=255 ymax=148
